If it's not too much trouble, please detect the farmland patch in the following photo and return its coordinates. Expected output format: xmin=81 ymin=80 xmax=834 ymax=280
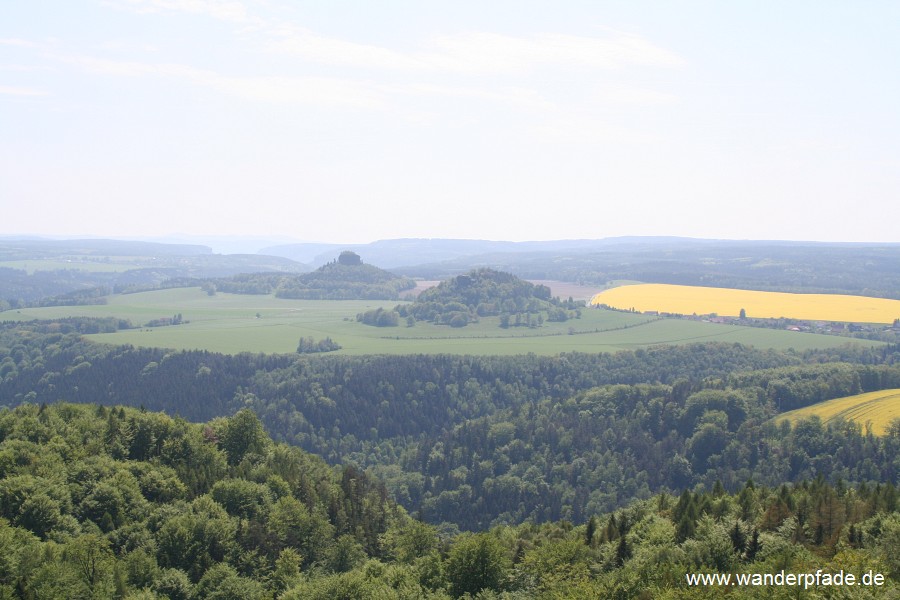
xmin=591 ymin=283 xmax=900 ymax=324
xmin=778 ymin=389 xmax=900 ymax=435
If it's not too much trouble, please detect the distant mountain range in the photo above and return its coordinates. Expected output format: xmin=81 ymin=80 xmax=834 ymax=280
xmin=259 ymin=236 xmax=736 ymax=268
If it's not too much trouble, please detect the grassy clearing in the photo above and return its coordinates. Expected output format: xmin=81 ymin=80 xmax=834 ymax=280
xmin=2 ymin=287 xmax=882 ymax=356
xmin=778 ymin=389 xmax=900 ymax=435
xmin=591 ymin=283 xmax=900 ymax=324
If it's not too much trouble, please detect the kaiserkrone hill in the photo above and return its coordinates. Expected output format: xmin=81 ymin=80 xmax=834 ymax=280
xmin=211 ymin=251 xmax=416 ymax=300
xmin=361 ymin=268 xmax=582 ymax=328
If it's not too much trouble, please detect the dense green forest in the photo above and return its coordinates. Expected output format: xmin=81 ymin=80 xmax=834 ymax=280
xmin=2 ymin=319 xmax=899 ymax=532
xmin=0 ymin=402 xmax=402 ymax=599
xmin=2 ymin=402 xmax=900 ymax=598
xmin=247 ymin=355 xmax=900 ymax=529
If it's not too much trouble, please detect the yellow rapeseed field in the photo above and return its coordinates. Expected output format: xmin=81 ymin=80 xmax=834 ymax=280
xmin=590 ymin=284 xmax=900 ymax=324
xmin=778 ymin=389 xmax=900 ymax=436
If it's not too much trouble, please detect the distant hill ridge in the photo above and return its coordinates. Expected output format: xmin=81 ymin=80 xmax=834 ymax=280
xmin=260 ymin=236 xmax=900 ymax=270
xmin=0 ymin=238 xmax=213 ymax=258
xmin=210 ymin=251 xmax=416 ymax=300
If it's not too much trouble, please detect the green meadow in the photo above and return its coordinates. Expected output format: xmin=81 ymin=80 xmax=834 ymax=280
xmin=2 ymin=287 xmax=882 ymax=356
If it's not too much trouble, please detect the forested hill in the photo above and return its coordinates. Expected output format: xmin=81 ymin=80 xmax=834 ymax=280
xmin=208 ymin=251 xmax=416 ymax=299
xmin=393 ymin=268 xmax=580 ymax=328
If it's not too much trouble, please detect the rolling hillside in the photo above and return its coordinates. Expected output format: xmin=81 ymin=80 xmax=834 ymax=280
xmin=779 ymin=389 xmax=900 ymax=435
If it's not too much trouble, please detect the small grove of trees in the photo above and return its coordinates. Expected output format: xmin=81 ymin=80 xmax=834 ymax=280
xmin=145 ymin=313 xmax=185 ymax=327
xmin=357 ymin=308 xmax=400 ymax=327
xmin=446 ymin=533 xmax=510 ymax=597
xmin=297 ymin=336 xmax=342 ymax=353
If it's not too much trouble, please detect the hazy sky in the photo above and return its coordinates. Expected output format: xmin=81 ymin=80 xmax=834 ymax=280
xmin=2 ymin=1 xmax=899 ymax=244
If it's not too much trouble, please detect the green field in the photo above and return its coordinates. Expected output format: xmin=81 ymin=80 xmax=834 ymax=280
xmin=0 ymin=259 xmax=138 ymax=273
xmin=1 ymin=287 xmax=884 ymax=355
xmin=778 ymin=389 xmax=900 ymax=435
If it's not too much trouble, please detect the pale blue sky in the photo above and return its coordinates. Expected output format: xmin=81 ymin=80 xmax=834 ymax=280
xmin=2 ymin=1 xmax=898 ymax=243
